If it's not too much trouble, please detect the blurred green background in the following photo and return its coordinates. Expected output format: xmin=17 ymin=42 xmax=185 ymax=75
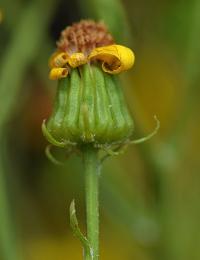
xmin=0 ymin=0 xmax=200 ymax=259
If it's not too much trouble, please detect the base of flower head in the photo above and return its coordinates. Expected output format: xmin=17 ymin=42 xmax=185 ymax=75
xmin=42 ymin=116 xmax=160 ymax=164
xmin=46 ymin=64 xmax=134 ymax=145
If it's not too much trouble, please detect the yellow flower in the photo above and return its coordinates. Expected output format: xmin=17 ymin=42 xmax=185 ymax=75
xmin=49 ymin=51 xmax=68 ymax=68
xmin=88 ymin=45 xmax=135 ymax=74
xmin=49 ymin=44 xmax=135 ymax=80
xmin=49 ymin=68 xmax=68 ymax=80
xmin=67 ymin=53 xmax=87 ymax=68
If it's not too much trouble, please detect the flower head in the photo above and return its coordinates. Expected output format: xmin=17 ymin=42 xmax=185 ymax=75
xmin=49 ymin=20 xmax=135 ymax=80
xmin=43 ymin=20 xmax=135 ymax=152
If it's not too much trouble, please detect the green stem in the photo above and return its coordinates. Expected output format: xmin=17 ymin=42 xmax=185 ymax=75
xmin=83 ymin=145 xmax=99 ymax=260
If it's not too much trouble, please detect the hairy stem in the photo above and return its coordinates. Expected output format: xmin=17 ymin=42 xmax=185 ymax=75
xmin=83 ymin=145 xmax=99 ymax=260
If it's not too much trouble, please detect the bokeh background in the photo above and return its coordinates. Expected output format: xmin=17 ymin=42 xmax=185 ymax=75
xmin=0 ymin=0 xmax=200 ymax=259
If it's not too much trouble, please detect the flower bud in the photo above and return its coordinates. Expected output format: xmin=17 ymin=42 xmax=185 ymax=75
xmin=43 ymin=20 xmax=135 ymax=148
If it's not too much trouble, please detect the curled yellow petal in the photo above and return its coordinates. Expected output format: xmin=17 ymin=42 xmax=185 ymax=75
xmin=68 ymin=53 xmax=87 ymax=68
xmin=49 ymin=51 xmax=69 ymax=68
xmin=49 ymin=68 xmax=68 ymax=80
xmin=88 ymin=44 xmax=135 ymax=74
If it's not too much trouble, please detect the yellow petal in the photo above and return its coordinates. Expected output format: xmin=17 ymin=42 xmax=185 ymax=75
xmin=88 ymin=45 xmax=135 ymax=74
xmin=49 ymin=68 xmax=68 ymax=80
xmin=68 ymin=53 xmax=87 ymax=68
xmin=49 ymin=51 xmax=69 ymax=68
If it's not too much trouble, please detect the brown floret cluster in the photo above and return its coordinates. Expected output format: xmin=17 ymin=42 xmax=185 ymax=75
xmin=57 ymin=20 xmax=114 ymax=55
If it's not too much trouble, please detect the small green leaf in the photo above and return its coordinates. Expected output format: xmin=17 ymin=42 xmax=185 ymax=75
xmin=131 ymin=116 xmax=160 ymax=144
xmin=69 ymin=200 xmax=94 ymax=259
xmin=45 ymin=145 xmax=64 ymax=166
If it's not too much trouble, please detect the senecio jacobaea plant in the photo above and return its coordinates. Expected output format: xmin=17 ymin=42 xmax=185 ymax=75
xmin=42 ymin=20 xmax=159 ymax=260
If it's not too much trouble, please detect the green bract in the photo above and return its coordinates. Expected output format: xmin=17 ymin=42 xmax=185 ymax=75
xmin=43 ymin=64 xmax=134 ymax=147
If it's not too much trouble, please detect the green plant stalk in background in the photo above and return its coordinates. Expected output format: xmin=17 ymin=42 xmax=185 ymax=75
xmin=79 ymin=0 xmax=131 ymax=43
xmin=0 ymin=139 xmax=18 ymax=260
xmin=0 ymin=0 xmax=58 ymax=259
